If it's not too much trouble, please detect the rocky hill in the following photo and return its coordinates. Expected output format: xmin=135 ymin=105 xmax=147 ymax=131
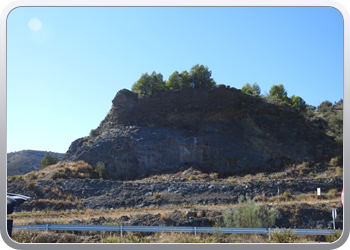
xmin=7 ymin=150 xmax=64 ymax=176
xmin=63 ymin=87 xmax=341 ymax=180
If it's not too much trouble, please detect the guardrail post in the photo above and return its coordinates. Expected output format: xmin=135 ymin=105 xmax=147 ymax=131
xmin=268 ymin=228 xmax=271 ymax=241
xmin=194 ymin=227 xmax=197 ymax=236
xmin=46 ymin=224 xmax=49 ymax=233
xmin=120 ymin=225 xmax=123 ymax=238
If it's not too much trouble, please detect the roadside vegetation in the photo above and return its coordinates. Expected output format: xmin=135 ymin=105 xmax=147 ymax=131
xmin=12 ymin=229 xmax=334 ymax=243
xmin=10 ymin=198 xmax=342 ymax=243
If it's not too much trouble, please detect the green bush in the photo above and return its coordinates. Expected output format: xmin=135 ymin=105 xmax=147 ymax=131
xmin=95 ymin=161 xmax=106 ymax=179
xmin=271 ymin=228 xmax=298 ymax=243
xmin=327 ymin=189 xmax=338 ymax=199
xmin=223 ymin=195 xmax=279 ymax=228
xmin=40 ymin=152 xmax=58 ymax=169
xmin=325 ymin=229 xmax=342 ymax=243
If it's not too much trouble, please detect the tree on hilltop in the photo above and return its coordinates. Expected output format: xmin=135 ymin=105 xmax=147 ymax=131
xmin=269 ymin=84 xmax=289 ymax=102
xmin=189 ymin=64 xmax=216 ymax=88
xmin=166 ymin=70 xmax=192 ymax=90
xmin=241 ymin=82 xmax=261 ymax=96
xmin=131 ymin=64 xmax=217 ymax=95
xmin=290 ymin=95 xmax=307 ymax=111
xmin=131 ymin=71 xmax=167 ymax=95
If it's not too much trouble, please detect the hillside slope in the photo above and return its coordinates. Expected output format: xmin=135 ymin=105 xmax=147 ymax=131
xmin=7 ymin=150 xmax=64 ymax=176
xmin=63 ymin=87 xmax=342 ymax=180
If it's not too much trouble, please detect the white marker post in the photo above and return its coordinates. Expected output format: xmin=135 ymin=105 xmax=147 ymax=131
xmin=332 ymin=208 xmax=337 ymax=231
xmin=317 ymin=188 xmax=321 ymax=196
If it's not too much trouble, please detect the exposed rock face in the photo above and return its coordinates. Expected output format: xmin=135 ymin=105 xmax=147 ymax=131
xmin=63 ymin=87 xmax=341 ymax=180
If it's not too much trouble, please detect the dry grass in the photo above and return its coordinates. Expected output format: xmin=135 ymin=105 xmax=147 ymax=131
xmin=9 ymin=156 xmax=343 ymax=186
xmin=20 ymin=161 xmax=97 ymax=181
xmin=11 ymin=229 xmax=323 ymax=243
xmin=10 ymin=197 xmax=341 ymax=228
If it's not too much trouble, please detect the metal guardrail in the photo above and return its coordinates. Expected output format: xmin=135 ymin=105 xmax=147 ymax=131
xmin=13 ymin=224 xmax=337 ymax=237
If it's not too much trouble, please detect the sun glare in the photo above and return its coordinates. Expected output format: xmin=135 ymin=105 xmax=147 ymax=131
xmin=28 ymin=18 xmax=42 ymax=31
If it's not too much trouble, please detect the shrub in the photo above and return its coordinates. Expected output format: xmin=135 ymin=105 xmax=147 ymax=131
xmin=33 ymin=232 xmax=60 ymax=243
xmin=11 ymin=230 xmax=40 ymax=243
xmin=223 ymin=195 xmax=279 ymax=228
xmin=296 ymin=193 xmax=310 ymax=201
xmin=325 ymin=229 xmax=342 ymax=243
xmin=329 ymin=156 xmax=341 ymax=166
xmin=283 ymin=191 xmax=293 ymax=200
xmin=210 ymin=172 xmax=218 ymax=180
xmin=188 ymin=175 xmax=196 ymax=180
xmin=227 ymin=177 xmax=237 ymax=183
xmin=95 ymin=162 xmax=106 ymax=179
xmin=271 ymin=228 xmax=298 ymax=243
xmin=327 ymin=189 xmax=338 ymax=199
xmin=335 ymin=166 xmax=343 ymax=176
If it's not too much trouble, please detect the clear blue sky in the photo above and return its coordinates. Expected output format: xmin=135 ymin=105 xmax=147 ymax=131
xmin=7 ymin=7 xmax=343 ymax=153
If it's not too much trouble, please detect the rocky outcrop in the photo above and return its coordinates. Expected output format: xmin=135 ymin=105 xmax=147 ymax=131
xmin=63 ymin=87 xmax=341 ymax=180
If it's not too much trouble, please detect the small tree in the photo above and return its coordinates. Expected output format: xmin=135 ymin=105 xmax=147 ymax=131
xmin=268 ymin=84 xmax=290 ymax=103
xmin=40 ymin=152 xmax=58 ymax=169
xmin=269 ymin=84 xmax=287 ymax=99
xmin=131 ymin=71 xmax=167 ymax=95
xmin=166 ymin=70 xmax=192 ymax=90
xmin=189 ymin=64 xmax=216 ymax=88
xmin=241 ymin=82 xmax=261 ymax=96
xmin=317 ymin=100 xmax=333 ymax=113
xmin=290 ymin=95 xmax=306 ymax=111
